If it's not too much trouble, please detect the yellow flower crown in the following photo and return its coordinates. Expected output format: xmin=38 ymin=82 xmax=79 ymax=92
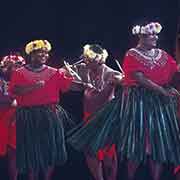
xmin=25 ymin=40 xmax=52 ymax=54
xmin=83 ymin=44 xmax=108 ymax=63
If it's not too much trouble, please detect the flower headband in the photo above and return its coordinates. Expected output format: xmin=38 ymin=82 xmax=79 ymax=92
xmin=132 ymin=22 xmax=162 ymax=35
xmin=83 ymin=44 xmax=108 ymax=63
xmin=25 ymin=40 xmax=52 ymax=54
xmin=0 ymin=55 xmax=25 ymax=67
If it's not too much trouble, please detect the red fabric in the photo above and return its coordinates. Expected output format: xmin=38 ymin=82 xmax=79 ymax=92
xmin=9 ymin=66 xmax=73 ymax=107
xmin=0 ymin=79 xmax=16 ymax=156
xmin=97 ymin=144 xmax=116 ymax=161
xmin=122 ymin=50 xmax=177 ymax=86
xmin=83 ymin=112 xmax=116 ymax=161
xmin=83 ymin=112 xmax=91 ymax=122
xmin=0 ymin=107 xmax=16 ymax=156
xmin=174 ymin=166 xmax=180 ymax=174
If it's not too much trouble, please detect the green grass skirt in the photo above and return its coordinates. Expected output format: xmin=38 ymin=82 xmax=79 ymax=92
xmin=67 ymin=87 xmax=180 ymax=165
xmin=16 ymin=105 xmax=71 ymax=173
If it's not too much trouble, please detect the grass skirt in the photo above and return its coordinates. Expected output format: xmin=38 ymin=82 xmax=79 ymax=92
xmin=16 ymin=105 xmax=70 ymax=173
xmin=67 ymin=87 xmax=180 ymax=165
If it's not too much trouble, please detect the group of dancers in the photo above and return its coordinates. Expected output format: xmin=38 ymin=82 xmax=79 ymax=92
xmin=1 ymin=21 xmax=180 ymax=180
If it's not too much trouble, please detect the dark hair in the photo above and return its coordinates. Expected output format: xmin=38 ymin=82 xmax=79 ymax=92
xmin=89 ymin=44 xmax=104 ymax=54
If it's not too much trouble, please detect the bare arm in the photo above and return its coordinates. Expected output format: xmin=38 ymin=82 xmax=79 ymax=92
xmin=85 ymin=83 xmax=114 ymax=100
xmin=63 ymin=63 xmax=94 ymax=91
xmin=134 ymin=71 xmax=169 ymax=96
xmin=110 ymin=71 xmax=124 ymax=86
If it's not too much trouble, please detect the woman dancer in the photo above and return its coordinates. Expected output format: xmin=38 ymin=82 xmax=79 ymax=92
xmin=68 ymin=22 xmax=180 ymax=180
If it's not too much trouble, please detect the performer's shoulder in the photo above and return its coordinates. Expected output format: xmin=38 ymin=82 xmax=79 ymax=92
xmin=103 ymin=64 xmax=112 ymax=71
xmin=125 ymin=48 xmax=138 ymax=57
xmin=75 ymin=62 xmax=87 ymax=68
xmin=46 ymin=65 xmax=58 ymax=71
xmin=157 ymin=49 xmax=172 ymax=59
xmin=157 ymin=48 xmax=166 ymax=54
xmin=103 ymin=64 xmax=120 ymax=75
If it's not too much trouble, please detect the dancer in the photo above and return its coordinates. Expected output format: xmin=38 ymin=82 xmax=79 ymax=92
xmin=68 ymin=44 xmax=124 ymax=180
xmin=0 ymin=54 xmax=25 ymax=180
xmin=67 ymin=22 xmax=180 ymax=180
xmin=9 ymin=40 xmax=88 ymax=180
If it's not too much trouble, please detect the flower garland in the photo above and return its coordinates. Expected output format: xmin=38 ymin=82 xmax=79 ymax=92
xmin=0 ymin=55 xmax=25 ymax=67
xmin=83 ymin=44 xmax=108 ymax=63
xmin=132 ymin=22 xmax=162 ymax=35
xmin=25 ymin=40 xmax=52 ymax=54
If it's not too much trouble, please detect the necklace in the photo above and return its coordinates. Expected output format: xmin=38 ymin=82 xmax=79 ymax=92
xmin=136 ymin=47 xmax=158 ymax=59
xmin=129 ymin=48 xmax=167 ymax=69
xmin=89 ymin=66 xmax=105 ymax=92
xmin=140 ymin=49 xmax=155 ymax=57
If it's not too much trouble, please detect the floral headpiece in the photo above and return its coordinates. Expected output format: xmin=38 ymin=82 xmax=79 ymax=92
xmin=0 ymin=54 xmax=25 ymax=67
xmin=83 ymin=44 xmax=108 ymax=63
xmin=132 ymin=22 xmax=162 ymax=35
xmin=25 ymin=40 xmax=52 ymax=54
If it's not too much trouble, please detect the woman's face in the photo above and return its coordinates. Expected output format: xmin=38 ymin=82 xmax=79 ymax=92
xmin=140 ymin=33 xmax=159 ymax=49
xmin=30 ymin=49 xmax=49 ymax=65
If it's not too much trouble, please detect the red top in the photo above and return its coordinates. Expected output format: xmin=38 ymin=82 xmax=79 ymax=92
xmin=122 ymin=48 xmax=177 ymax=86
xmin=0 ymin=78 xmax=16 ymax=155
xmin=9 ymin=65 xmax=73 ymax=107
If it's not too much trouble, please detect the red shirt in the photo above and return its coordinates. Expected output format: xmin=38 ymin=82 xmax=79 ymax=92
xmin=0 ymin=79 xmax=16 ymax=154
xmin=9 ymin=65 xmax=73 ymax=107
xmin=122 ymin=48 xmax=177 ymax=86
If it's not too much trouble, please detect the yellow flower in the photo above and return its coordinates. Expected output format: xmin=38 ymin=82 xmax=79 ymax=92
xmin=44 ymin=40 xmax=52 ymax=51
xmin=25 ymin=40 xmax=52 ymax=54
xmin=83 ymin=44 xmax=108 ymax=63
xmin=102 ymin=49 xmax=108 ymax=60
xmin=155 ymin=23 xmax=162 ymax=34
xmin=87 ymin=49 xmax=97 ymax=59
xmin=83 ymin=44 xmax=90 ymax=52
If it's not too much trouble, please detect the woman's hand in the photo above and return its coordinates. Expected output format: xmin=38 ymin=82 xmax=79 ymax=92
xmin=11 ymin=99 xmax=17 ymax=107
xmin=166 ymin=88 xmax=180 ymax=97
xmin=108 ymin=73 xmax=124 ymax=85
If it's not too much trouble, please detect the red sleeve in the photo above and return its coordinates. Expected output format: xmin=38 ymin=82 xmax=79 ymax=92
xmin=8 ymin=70 xmax=24 ymax=96
xmin=167 ymin=54 xmax=178 ymax=75
xmin=58 ymin=71 xmax=73 ymax=93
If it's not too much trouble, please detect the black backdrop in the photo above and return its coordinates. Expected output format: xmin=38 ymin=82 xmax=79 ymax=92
xmin=0 ymin=0 xmax=179 ymax=179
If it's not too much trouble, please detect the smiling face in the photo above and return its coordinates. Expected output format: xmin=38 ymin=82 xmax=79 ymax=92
xmin=139 ymin=33 xmax=159 ymax=49
xmin=30 ymin=49 xmax=50 ymax=66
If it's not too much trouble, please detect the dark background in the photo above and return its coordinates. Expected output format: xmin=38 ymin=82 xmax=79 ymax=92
xmin=0 ymin=0 xmax=179 ymax=61
xmin=0 ymin=0 xmax=179 ymax=179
